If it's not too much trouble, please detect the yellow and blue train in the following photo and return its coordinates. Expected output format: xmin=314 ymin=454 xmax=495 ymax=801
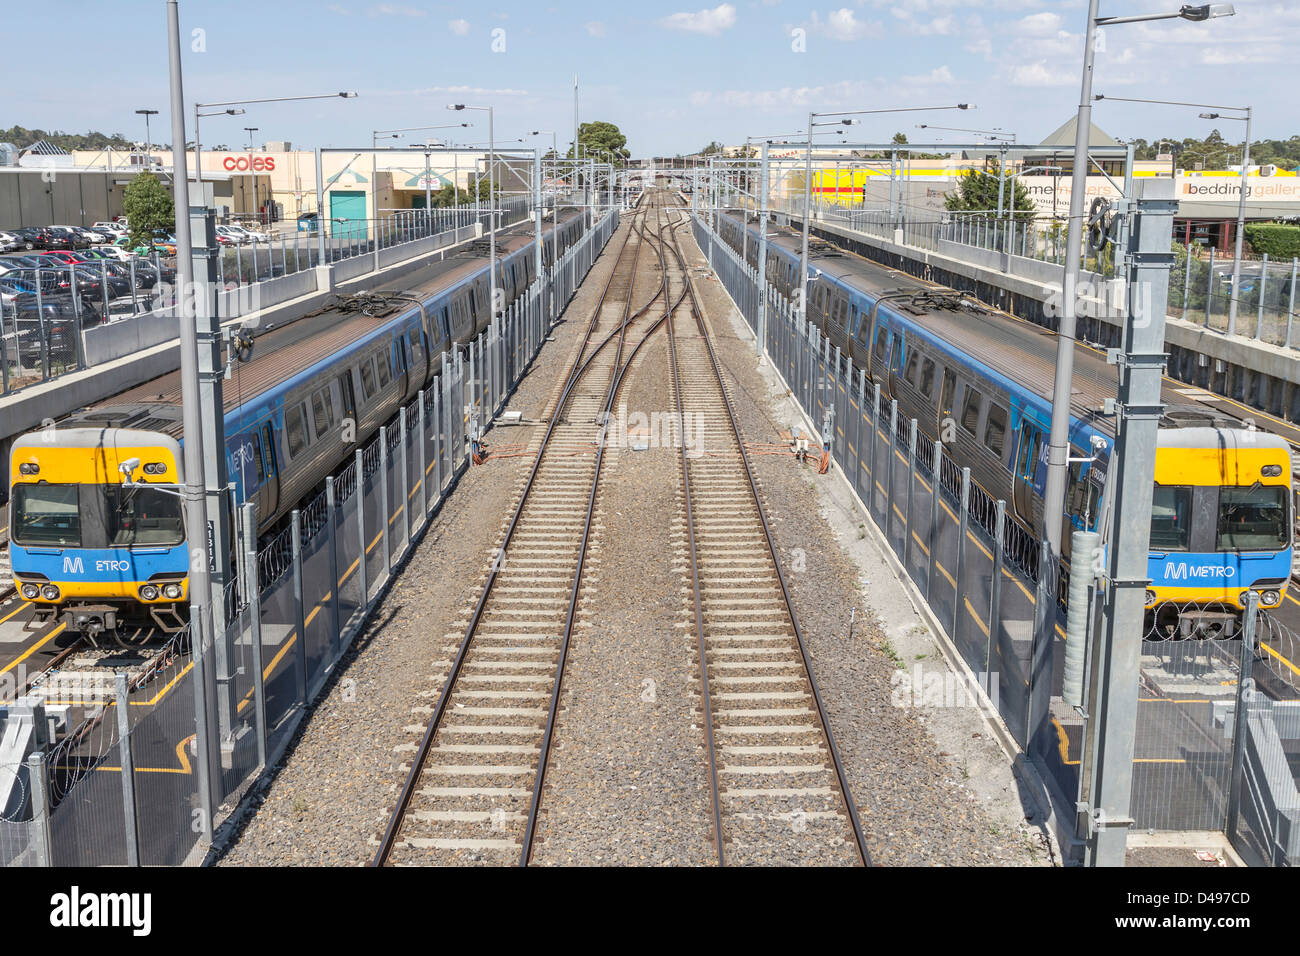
xmin=717 ymin=211 xmax=1294 ymax=636
xmin=8 ymin=211 xmax=589 ymax=635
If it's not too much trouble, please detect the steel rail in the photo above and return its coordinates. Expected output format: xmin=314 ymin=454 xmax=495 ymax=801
xmin=371 ymin=197 xmax=648 ymax=865
xmin=662 ymin=205 xmax=873 ymax=867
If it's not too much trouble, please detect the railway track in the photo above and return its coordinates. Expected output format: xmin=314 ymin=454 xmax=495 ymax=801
xmin=373 ymin=193 xmax=679 ymax=865
xmin=661 ymin=207 xmax=871 ymax=866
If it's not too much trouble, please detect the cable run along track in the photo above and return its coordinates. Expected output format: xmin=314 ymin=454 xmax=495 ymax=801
xmin=373 ymin=192 xmax=682 ymax=865
xmin=660 ymin=205 xmax=871 ymax=865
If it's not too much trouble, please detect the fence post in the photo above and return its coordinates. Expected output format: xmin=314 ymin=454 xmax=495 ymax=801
xmin=855 ymin=371 xmax=866 ymax=499
xmin=417 ymin=389 xmax=428 ymax=525
xmin=354 ymin=447 xmax=369 ymax=607
xmin=436 ymin=363 xmax=446 ymax=502
xmin=954 ymin=467 xmax=971 ymax=640
xmin=989 ymin=500 xmax=1006 ymax=679
xmin=378 ymin=426 xmax=392 ymax=582
xmin=1205 ymin=247 xmax=1215 ymax=327
xmin=114 ymin=673 xmax=141 ymax=867
xmin=290 ymin=509 xmax=308 ymax=706
xmin=904 ymin=418 xmax=918 ymax=574
xmin=1256 ymin=253 xmax=1269 ymax=339
xmin=241 ymin=502 xmax=268 ymax=770
xmin=26 ymin=752 xmax=52 ymax=867
xmin=869 ymin=383 xmax=881 ymax=515
xmin=886 ymin=400 xmax=899 ymax=543
xmin=1287 ymin=257 xmax=1298 ymax=349
xmin=398 ymin=406 xmax=411 ymax=556
xmin=325 ymin=478 xmax=342 ymax=657
xmin=928 ymin=439 xmax=942 ymax=600
xmin=1226 ymin=591 xmax=1260 ymax=846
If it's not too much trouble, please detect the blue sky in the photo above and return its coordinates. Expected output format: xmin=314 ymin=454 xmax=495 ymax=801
xmin=6 ymin=1 xmax=1295 ymax=156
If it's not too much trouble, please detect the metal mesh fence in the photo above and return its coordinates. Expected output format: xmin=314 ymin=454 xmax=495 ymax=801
xmin=693 ymin=211 xmax=1300 ymax=861
xmin=7 ymin=205 xmax=622 ymax=867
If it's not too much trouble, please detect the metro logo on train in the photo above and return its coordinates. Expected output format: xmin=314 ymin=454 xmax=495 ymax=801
xmin=1163 ymin=564 xmax=1235 ymax=580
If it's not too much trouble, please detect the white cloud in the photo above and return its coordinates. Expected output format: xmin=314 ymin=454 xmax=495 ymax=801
xmin=327 ymin=3 xmax=351 ymax=13
xmin=1006 ymin=60 xmax=1074 ymax=87
xmin=802 ymin=8 xmax=881 ymax=41
xmin=369 ymin=3 xmax=425 ymax=16
xmin=903 ymin=65 xmax=955 ymax=85
xmin=1015 ymin=12 xmax=1062 ymax=36
xmin=585 ymin=20 xmax=606 ymax=37
xmin=661 ymin=4 xmax=737 ymax=35
xmin=448 ymin=18 xmax=470 ymax=35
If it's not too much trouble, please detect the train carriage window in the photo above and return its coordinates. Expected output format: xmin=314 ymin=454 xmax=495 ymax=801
xmin=261 ymin=425 xmax=277 ymax=475
xmin=1217 ymin=485 xmax=1289 ymax=551
xmin=1150 ymin=485 xmax=1192 ymax=551
xmin=1016 ymin=423 xmax=1040 ymax=481
xmin=983 ymin=403 xmax=1007 ymax=457
xmin=312 ymin=388 xmax=334 ymax=437
xmin=11 ymin=484 xmax=80 ymax=547
xmin=337 ymin=373 xmax=356 ymax=420
xmin=360 ymin=358 xmax=378 ymax=399
xmin=919 ymin=358 xmax=937 ymax=398
xmin=1068 ymin=461 xmax=1100 ymax=531
xmin=904 ymin=351 xmax=920 ymax=386
xmin=376 ymin=350 xmax=392 ymax=389
xmin=960 ymin=385 xmax=983 ymax=435
xmin=940 ymin=369 xmax=957 ymax=420
xmin=287 ymin=404 xmax=309 ymax=458
xmin=408 ymin=328 xmax=423 ymax=371
xmin=873 ymin=325 xmax=889 ymax=360
xmin=252 ymin=434 xmax=265 ymax=482
xmin=890 ymin=333 xmax=904 ymax=372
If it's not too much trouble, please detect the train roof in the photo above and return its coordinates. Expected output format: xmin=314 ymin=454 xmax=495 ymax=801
xmin=737 ymin=213 xmax=1300 ymax=449
xmin=69 ymin=215 xmax=578 ymax=437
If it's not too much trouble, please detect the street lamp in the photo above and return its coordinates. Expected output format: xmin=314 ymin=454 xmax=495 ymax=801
xmin=135 ymin=108 xmax=159 ymax=167
xmin=916 ymin=124 xmax=1016 ymax=144
xmin=1032 ymin=0 xmax=1235 ymax=870
xmin=193 ymin=91 xmax=356 ymax=188
xmin=373 ymin=123 xmax=472 ymax=239
xmin=449 ymin=103 xmax=498 ymax=318
xmin=1092 ymin=93 xmax=1251 ymax=333
xmin=243 ymin=127 xmax=259 ymax=149
xmin=799 ymin=105 xmax=973 ymax=321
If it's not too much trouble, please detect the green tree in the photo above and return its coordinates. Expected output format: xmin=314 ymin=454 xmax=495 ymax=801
xmin=891 ymin=131 xmax=909 ymax=145
xmin=121 ymin=172 xmax=174 ymax=248
xmin=568 ymin=121 xmax=630 ymax=165
xmin=943 ymin=161 xmax=1036 ymax=219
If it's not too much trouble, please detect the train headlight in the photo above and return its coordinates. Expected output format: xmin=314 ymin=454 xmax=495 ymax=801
xmin=20 ymin=584 xmax=39 ymax=600
xmin=1261 ymin=590 xmax=1281 ymax=607
xmin=1145 ymin=589 xmax=1157 ymax=607
xmin=143 ymin=462 xmax=167 ymax=475
xmin=138 ymin=584 xmax=159 ymax=601
xmin=163 ymin=584 xmax=182 ymax=600
xmin=17 ymin=462 xmax=39 ymax=475
xmin=40 ymin=585 xmax=60 ymax=601
xmin=1261 ymin=465 xmax=1283 ymax=478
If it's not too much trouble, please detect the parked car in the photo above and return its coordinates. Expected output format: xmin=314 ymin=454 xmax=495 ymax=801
xmin=0 ymin=276 xmax=38 ymax=306
xmin=37 ymin=250 xmax=82 ymax=265
xmin=0 ymin=255 xmax=46 ymax=271
xmin=224 ymin=223 xmax=267 ymax=243
xmin=92 ymin=221 xmax=127 ymax=239
xmin=47 ymin=226 xmax=90 ymax=249
xmin=10 ymin=294 xmax=103 ymax=366
xmin=79 ymin=246 xmax=136 ymax=264
xmin=13 ymin=227 xmax=71 ymax=251
xmin=0 ymin=231 xmax=21 ymax=252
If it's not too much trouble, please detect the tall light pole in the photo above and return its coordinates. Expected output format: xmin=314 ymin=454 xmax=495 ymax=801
xmin=135 ymin=108 xmax=159 ymax=167
xmin=529 ymin=131 xmax=560 ymax=299
xmin=373 ymin=123 xmax=471 ymax=245
xmin=1031 ymin=4 xmax=1236 ymax=776
xmin=193 ymin=91 xmax=356 ymax=189
xmin=450 ymin=104 xmax=497 ymax=318
xmin=1200 ymin=108 xmax=1251 ymax=334
xmin=799 ymin=105 xmax=972 ymax=321
xmin=1092 ymin=91 xmax=1251 ymax=332
xmin=165 ymin=0 xmax=218 ymax=840
xmin=243 ymin=127 xmax=259 ymax=150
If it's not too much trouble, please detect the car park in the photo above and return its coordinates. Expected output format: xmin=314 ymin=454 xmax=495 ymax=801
xmin=0 ymin=231 xmax=21 ymax=252
xmin=10 ymin=294 xmax=103 ymax=366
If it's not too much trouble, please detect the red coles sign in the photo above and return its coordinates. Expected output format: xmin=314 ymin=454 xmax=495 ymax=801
xmin=221 ymin=155 xmax=276 ymax=172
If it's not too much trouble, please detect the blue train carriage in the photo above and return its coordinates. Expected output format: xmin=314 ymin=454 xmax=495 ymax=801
xmin=9 ymin=426 xmax=189 ymax=636
xmin=1147 ymin=427 xmax=1293 ymax=638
